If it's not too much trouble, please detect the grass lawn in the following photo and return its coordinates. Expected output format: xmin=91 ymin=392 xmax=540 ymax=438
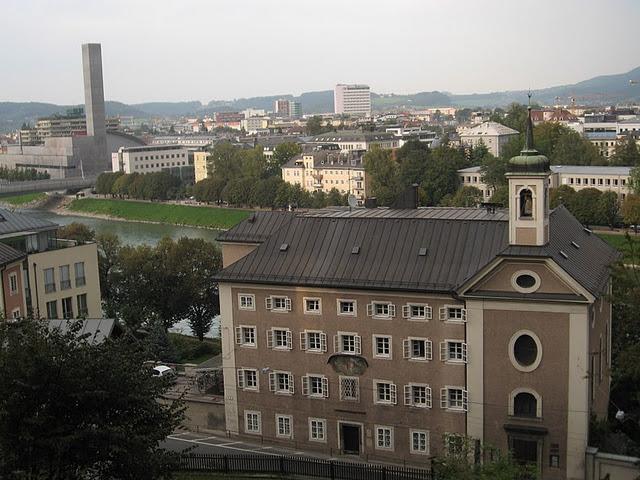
xmin=0 ymin=192 xmax=46 ymax=206
xmin=67 ymin=198 xmax=251 ymax=229
xmin=169 ymin=333 xmax=220 ymax=364
xmin=597 ymin=232 xmax=640 ymax=264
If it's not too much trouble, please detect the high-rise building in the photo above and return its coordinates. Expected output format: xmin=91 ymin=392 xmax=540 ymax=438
xmin=334 ymin=84 xmax=371 ymax=117
xmin=274 ymin=99 xmax=290 ymax=117
xmin=288 ymin=101 xmax=302 ymax=119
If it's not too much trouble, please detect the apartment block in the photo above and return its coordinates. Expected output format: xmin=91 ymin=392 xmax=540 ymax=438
xmin=112 ymin=144 xmax=194 ymax=183
xmin=334 ymin=84 xmax=371 ymax=117
xmin=458 ymin=121 xmax=519 ymax=157
xmin=310 ymin=130 xmax=398 ymax=152
xmin=215 ymin=110 xmax=618 ymax=480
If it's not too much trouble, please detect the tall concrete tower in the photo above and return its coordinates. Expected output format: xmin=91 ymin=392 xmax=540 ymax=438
xmin=81 ymin=43 xmax=108 ymax=174
xmin=82 ymin=43 xmax=106 ymax=138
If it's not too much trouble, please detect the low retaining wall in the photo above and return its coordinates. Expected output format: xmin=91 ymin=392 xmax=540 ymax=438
xmin=585 ymin=447 xmax=640 ymax=480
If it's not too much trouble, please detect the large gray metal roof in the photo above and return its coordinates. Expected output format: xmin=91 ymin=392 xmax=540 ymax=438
xmin=216 ymin=211 xmax=296 ymax=244
xmin=215 ymin=206 xmax=617 ymax=297
xmin=0 ymin=242 xmax=25 ymax=265
xmin=47 ymin=318 xmax=117 ymax=344
xmin=0 ymin=209 xmax=56 ymax=237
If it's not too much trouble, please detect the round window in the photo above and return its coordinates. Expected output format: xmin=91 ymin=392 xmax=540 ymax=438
xmin=513 ymin=334 xmax=538 ymax=367
xmin=515 ymin=274 xmax=536 ymax=289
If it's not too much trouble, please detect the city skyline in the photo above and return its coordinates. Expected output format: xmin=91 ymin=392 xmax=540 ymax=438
xmin=2 ymin=0 xmax=639 ymax=104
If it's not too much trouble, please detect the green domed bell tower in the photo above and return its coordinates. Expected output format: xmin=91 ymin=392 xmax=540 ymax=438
xmin=506 ymin=96 xmax=551 ymax=246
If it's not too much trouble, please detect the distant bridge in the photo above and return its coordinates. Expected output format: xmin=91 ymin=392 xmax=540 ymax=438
xmin=0 ymin=176 xmax=98 ymax=197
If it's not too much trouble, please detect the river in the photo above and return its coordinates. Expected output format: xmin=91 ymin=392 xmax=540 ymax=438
xmin=19 ymin=209 xmax=222 ymax=338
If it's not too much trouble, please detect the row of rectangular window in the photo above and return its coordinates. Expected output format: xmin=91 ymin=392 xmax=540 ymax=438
xmin=244 ymin=411 xmax=465 ymax=455
xmin=43 ymin=262 xmax=86 ymax=294
xmin=132 ymin=153 xmax=186 ymax=161
xmin=240 ymin=294 xmax=466 ymax=322
xmin=45 ymin=294 xmax=88 ymax=319
xmin=236 ymin=327 xmax=467 ymax=363
xmin=238 ymin=370 xmax=467 ymax=411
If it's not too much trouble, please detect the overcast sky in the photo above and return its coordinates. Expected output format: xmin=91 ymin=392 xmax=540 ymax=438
xmin=2 ymin=0 xmax=639 ymax=104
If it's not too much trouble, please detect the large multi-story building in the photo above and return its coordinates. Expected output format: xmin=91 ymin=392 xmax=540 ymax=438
xmin=281 ymin=149 xmax=366 ymax=203
xmin=310 ymin=130 xmax=398 ymax=152
xmin=193 ymin=151 xmax=210 ymax=183
xmin=334 ymin=84 xmax=372 ymax=117
xmin=215 ymin=112 xmax=618 ymax=480
xmin=111 ymin=144 xmax=195 ymax=183
xmin=458 ymin=121 xmax=519 ymax=157
xmin=0 ymin=209 xmax=102 ymax=321
xmin=459 ymin=165 xmax=632 ymax=202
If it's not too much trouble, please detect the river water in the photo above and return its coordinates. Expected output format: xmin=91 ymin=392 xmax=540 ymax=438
xmin=19 ymin=209 xmax=222 ymax=338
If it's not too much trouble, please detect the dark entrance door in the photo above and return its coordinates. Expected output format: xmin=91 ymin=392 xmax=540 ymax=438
xmin=511 ymin=437 xmax=538 ymax=464
xmin=341 ymin=424 xmax=360 ymax=454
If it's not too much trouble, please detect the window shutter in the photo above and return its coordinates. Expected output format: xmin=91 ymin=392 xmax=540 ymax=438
xmin=366 ymin=303 xmax=373 ymax=316
xmin=440 ymin=342 xmax=447 ymax=361
xmin=320 ymin=333 xmax=327 ymax=352
xmin=426 ymin=340 xmax=433 ymax=360
xmin=463 ymin=389 xmax=468 ymax=411
xmin=390 ymin=383 xmax=397 ymax=405
xmin=302 ymin=375 xmax=309 ymax=396
xmin=402 ymin=305 xmax=410 ymax=318
xmin=389 ymin=304 xmax=396 ymax=317
xmin=426 ymin=386 xmax=432 ymax=408
xmin=462 ymin=343 xmax=468 ymax=363
xmin=439 ymin=306 xmax=447 ymax=321
xmin=286 ymin=330 xmax=292 ymax=349
xmin=354 ymin=335 xmax=361 ymax=355
xmin=285 ymin=297 xmax=292 ymax=311
xmin=269 ymin=372 xmax=276 ymax=392
xmin=300 ymin=332 xmax=307 ymax=351
xmin=404 ymin=385 xmax=412 ymax=406
xmin=322 ymin=377 xmax=329 ymax=397
xmin=403 ymin=339 xmax=410 ymax=359
xmin=333 ymin=335 xmax=339 ymax=353
xmin=266 ymin=329 xmax=274 ymax=349
xmin=265 ymin=296 xmax=272 ymax=310
xmin=440 ymin=388 xmax=448 ymax=409
xmin=289 ymin=373 xmax=295 ymax=394
xmin=462 ymin=308 xmax=467 ymax=322
xmin=426 ymin=305 xmax=433 ymax=320
xmin=237 ymin=370 xmax=245 ymax=389
xmin=235 ymin=327 xmax=242 ymax=344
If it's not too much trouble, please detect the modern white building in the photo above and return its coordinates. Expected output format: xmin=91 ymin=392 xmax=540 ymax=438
xmin=310 ymin=130 xmax=398 ymax=152
xmin=458 ymin=121 xmax=519 ymax=157
xmin=111 ymin=144 xmax=189 ymax=174
xmin=334 ymin=84 xmax=371 ymax=117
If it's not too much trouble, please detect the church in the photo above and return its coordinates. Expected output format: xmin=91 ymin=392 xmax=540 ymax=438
xmin=214 ymin=107 xmax=619 ymax=480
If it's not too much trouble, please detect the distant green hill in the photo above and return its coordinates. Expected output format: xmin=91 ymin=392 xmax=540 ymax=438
xmin=1 ymin=66 xmax=638 ymax=132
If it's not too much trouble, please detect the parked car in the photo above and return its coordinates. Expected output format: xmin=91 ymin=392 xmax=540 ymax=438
xmin=151 ymin=365 xmax=175 ymax=377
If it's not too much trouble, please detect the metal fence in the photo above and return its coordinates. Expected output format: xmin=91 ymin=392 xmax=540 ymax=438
xmin=179 ymin=453 xmax=434 ymax=480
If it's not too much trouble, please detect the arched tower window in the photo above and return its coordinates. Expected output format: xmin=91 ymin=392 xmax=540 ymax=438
xmin=519 ymin=189 xmax=533 ymax=218
xmin=513 ymin=392 xmax=538 ymax=418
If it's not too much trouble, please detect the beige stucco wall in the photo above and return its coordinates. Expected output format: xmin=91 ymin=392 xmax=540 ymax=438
xmin=221 ymin=242 xmax=259 ymax=268
xmin=27 ymin=243 xmax=102 ymax=319
xmin=473 ymin=261 xmax=576 ymax=296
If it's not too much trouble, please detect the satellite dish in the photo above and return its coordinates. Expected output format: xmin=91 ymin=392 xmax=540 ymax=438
xmin=348 ymin=195 xmax=358 ymax=208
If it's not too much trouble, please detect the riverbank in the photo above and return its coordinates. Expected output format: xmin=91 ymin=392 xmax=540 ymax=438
xmin=64 ymin=198 xmax=252 ymax=230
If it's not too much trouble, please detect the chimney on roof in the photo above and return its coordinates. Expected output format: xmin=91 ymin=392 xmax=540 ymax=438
xmin=364 ymin=197 xmax=378 ymax=209
xmin=389 ymin=184 xmax=419 ymax=209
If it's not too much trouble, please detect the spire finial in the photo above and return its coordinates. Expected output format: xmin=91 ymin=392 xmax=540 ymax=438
xmin=523 ymin=92 xmax=535 ymax=152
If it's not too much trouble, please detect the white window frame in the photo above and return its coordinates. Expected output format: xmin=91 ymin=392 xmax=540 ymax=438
xmin=402 ymin=303 xmax=432 ymax=321
xmin=300 ymin=330 xmax=327 ymax=353
xmin=334 ymin=331 xmax=361 ymax=355
xmin=404 ymin=383 xmax=432 ymax=408
xmin=269 ymin=371 xmax=294 ymax=395
xmin=303 ymin=297 xmax=322 ymax=315
xmin=308 ymin=417 xmax=327 ymax=442
xmin=440 ymin=386 xmax=468 ymax=412
xmin=410 ymin=429 xmax=430 ymax=455
xmin=444 ymin=433 xmax=465 ymax=456
xmin=337 ymin=299 xmax=357 ymax=316
xmin=275 ymin=414 xmax=293 ymax=439
xmin=373 ymin=379 xmax=397 ymax=405
xmin=509 ymin=387 xmax=543 ymax=418
xmin=238 ymin=293 xmax=255 ymax=311
xmin=235 ymin=325 xmax=257 ymax=348
xmin=339 ymin=376 xmax=360 ymax=401
xmin=8 ymin=272 xmax=18 ymax=296
xmin=244 ymin=410 xmax=262 ymax=435
xmin=267 ymin=327 xmax=292 ymax=350
xmin=301 ymin=374 xmax=329 ymax=399
xmin=372 ymin=334 xmax=392 ymax=359
xmin=375 ymin=425 xmax=394 ymax=451
xmin=367 ymin=301 xmax=396 ymax=319
xmin=265 ymin=295 xmax=292 ymax=312
xmin=439 ymin=305 xmax=467 ymax=323
xmin=237 ymin=368 xmax=259 ymax=391
xmin=440 ymin=339 xmax=467 ymax=363
xmin=403 ymin=337 xmax=432 ymax=361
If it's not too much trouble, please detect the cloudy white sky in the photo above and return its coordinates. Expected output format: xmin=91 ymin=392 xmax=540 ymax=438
xmin=1 ymin=0 xmax=639 ymax=104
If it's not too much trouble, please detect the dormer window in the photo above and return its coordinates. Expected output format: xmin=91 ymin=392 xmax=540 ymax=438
xmin=519 ymin=189 xmax=533 ymax=218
